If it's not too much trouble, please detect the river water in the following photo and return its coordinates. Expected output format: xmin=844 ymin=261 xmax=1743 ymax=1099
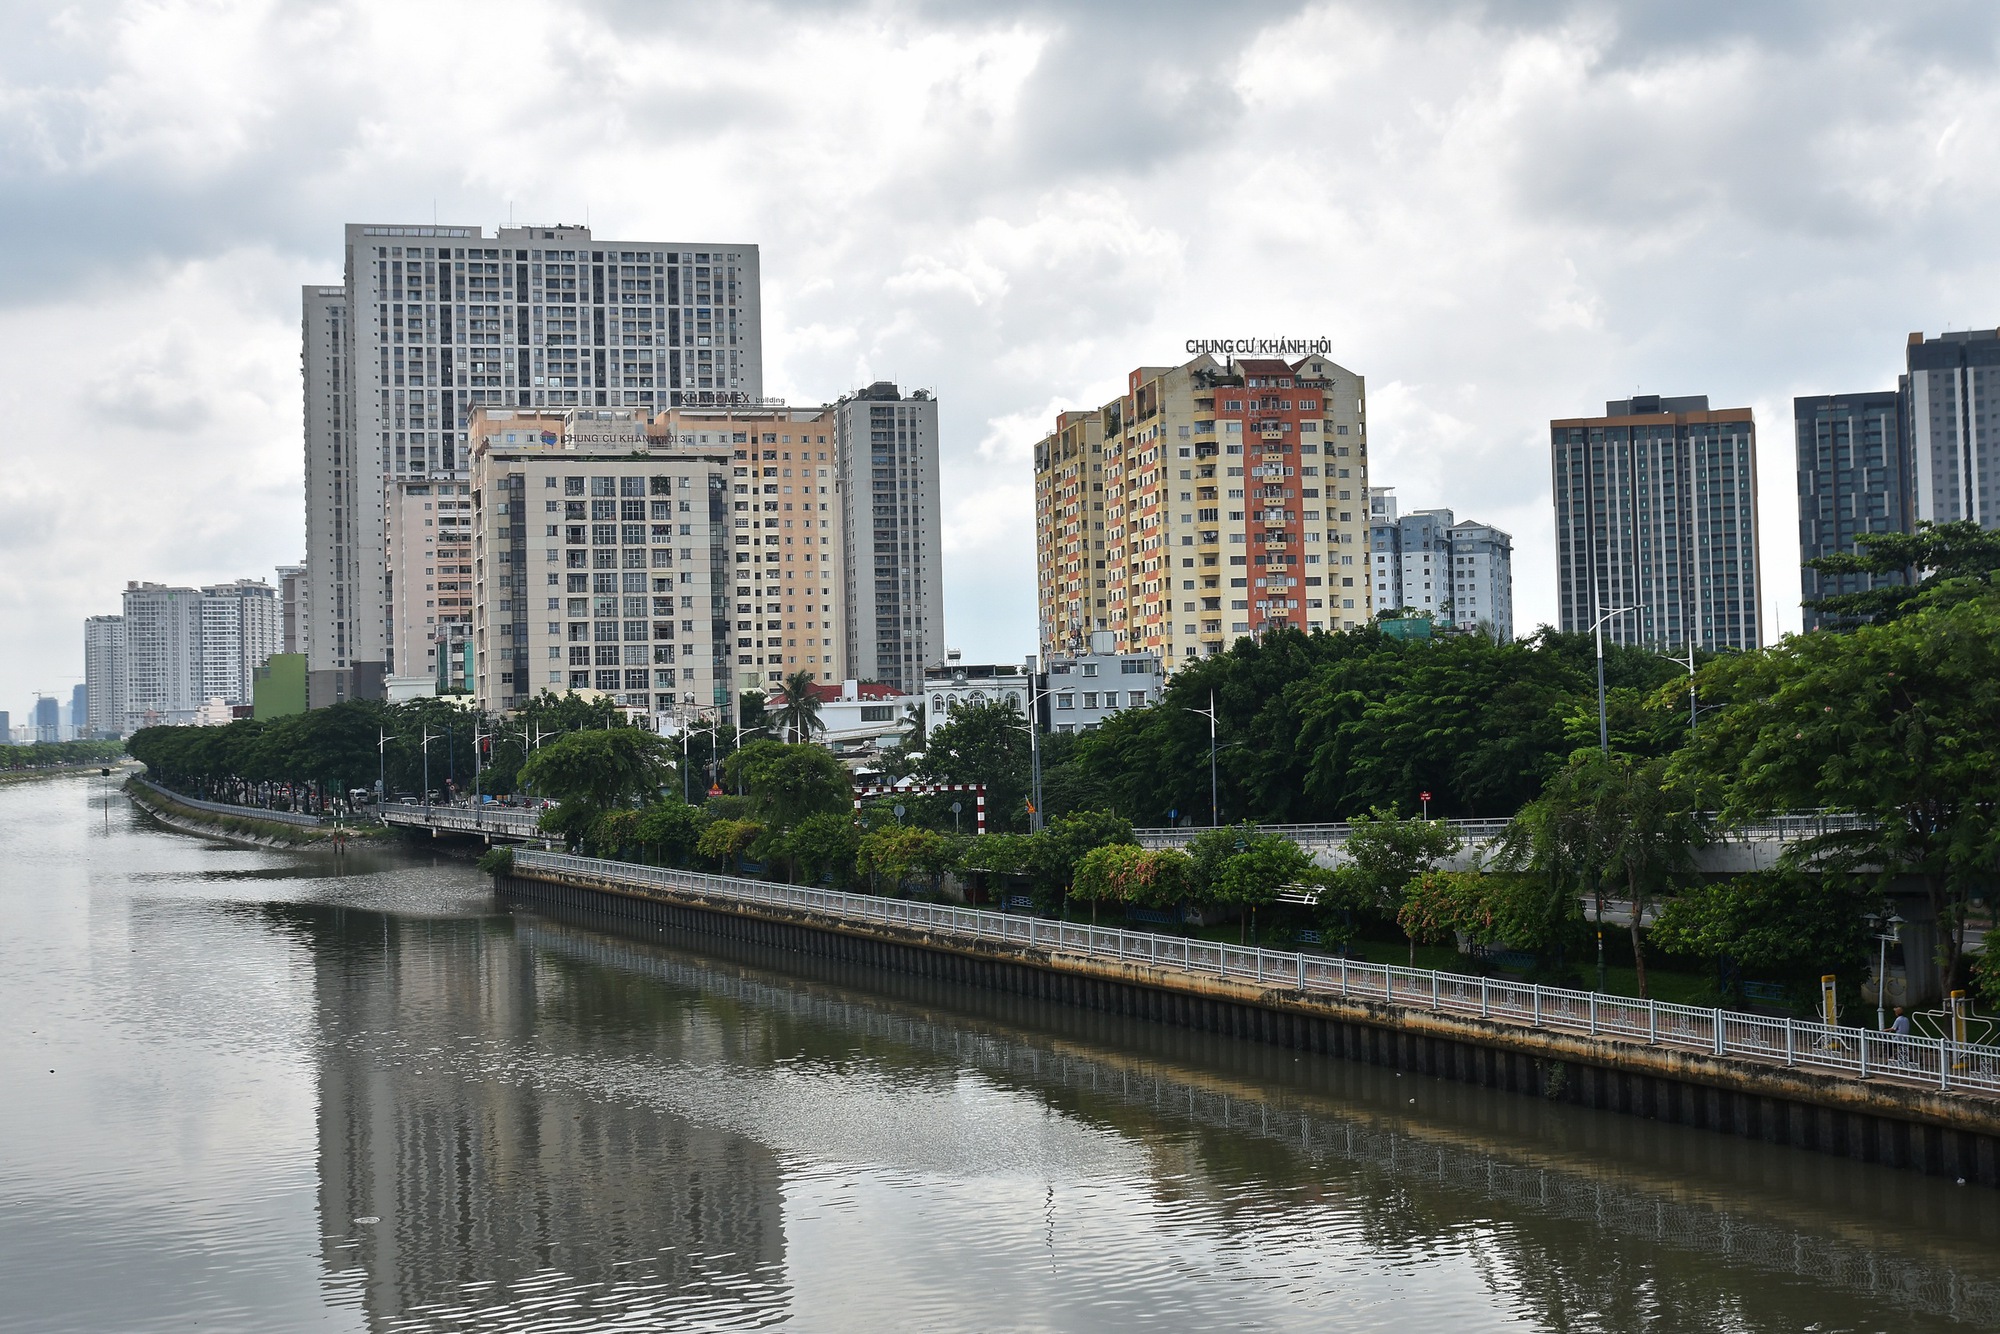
xmin=4 ymin=774 xmax=1999 ymax=1332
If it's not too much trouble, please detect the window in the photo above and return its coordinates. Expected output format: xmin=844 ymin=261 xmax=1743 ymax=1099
xmin=1056 ymin=693 xmax=1075 ymax=709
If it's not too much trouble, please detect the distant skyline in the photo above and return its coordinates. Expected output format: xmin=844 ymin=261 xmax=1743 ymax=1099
xmin=5 ymin=1 xmax=2000 ymax=710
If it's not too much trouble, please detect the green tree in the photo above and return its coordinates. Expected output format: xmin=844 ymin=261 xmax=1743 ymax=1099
xmin=785 ymin=812 xmax=861 ymax=887
xmin=725 ymin=740 xmax=851 ymax=829
xmin=1334 ymin=808 xmax=1464 ymax=963
xmin=1806 ymin=520 xmax=2000 ymax=626
xmin=771 ymin=672 xmax=826 ymax=744
xmin=856 ymin=825 xmax=958 ymax=896
xmin=636 ymin=798 xmax=706 ymax=865
xmin=1498 ymin=753 xmax=1700 ymax=997
xmin=1678 ymin=591 xmax=2000 ymax=992
xmin=1650 ymin=870 xmax=1876 ymax=1004
xmin=519 ymin=727 xmax=675 ymax=818
xmin=917 ymin=699 xmax=1034 ymax=831
xmin=1207 ymin=834 xmax=1318 ymax=943
xmin=696 ymin=818 xmax=762 ymax=872
xmin=1070 ymin=844 xmax=1193 ymax=922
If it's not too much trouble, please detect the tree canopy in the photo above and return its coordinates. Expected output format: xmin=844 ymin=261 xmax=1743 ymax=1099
xmin=1677 ymin=587 xmax=2000 ymax=988
xmin=1805 ymin=520 xmax=2000 ymax=627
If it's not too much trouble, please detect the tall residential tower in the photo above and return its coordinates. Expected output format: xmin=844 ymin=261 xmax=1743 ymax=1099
xmin=303 ymin=224 xmax=764 ymax=708
xmin=1794 ymin=391 xmax=1909 ymax=631
xmin=836 ymin=383 xmax=943 ymax=695
xmin=1550 ymin=395 xmax=1761 ymax=652
xmin=1368 ymin=489 xmax=1514 ymax=640
xmin=1034 ymin=352 xmax=1370 ymax=668
xmin=1904 ymin=328 xmax=2000 ymax=529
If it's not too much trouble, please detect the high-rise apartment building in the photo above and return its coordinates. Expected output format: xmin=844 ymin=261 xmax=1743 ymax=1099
xmin=1034 ymin=409 xmax=1108 ymax=655
xmin=84 ymin=614 xmax=127 ymax=740
xmin=1368 ymin=489 xmax=1515 ymax=640
xmin=384 ymin=478 xmax=475 ymax=685
xmin=1904 ymin=328 xmax=2000 ymax=529
xmin=1795 ymin=391 xmax=1909 ymax=631
xmin=69 ymin=684 xmax=87 ymax=741
xmin=199 ymin=580 xmax=278 ymax=706
xmin=1034 ymin=352 xmax=1370 ymax=668
xmin=276 ymin=563 xmax=307 ymax=655
xmin=304 ymin=223 xmax=764 ymax=709
xmin=836 ymin=383 xmax=943 ymax=695
xmin=32 ymin=696 xmax=59 ymax=743
xmin=1551 ymin=394 xmax=1761 ymax=651
xmin=466 ymin=408 xmax=734 ymax=723
xmin=121 ymin=582 xmax=205 ymax=730
xmin=658 ymin=403 xmax=848 ymax=693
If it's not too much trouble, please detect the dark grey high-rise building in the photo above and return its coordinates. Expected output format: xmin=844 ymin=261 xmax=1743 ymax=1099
xmin=32 ymin=696 xmax=59 ymax=743
xmin=1550 ymin=395 xmax=1761 ymax=652
xmin=1795 ymin=392 xmax=1909 ymax=631
xmin=1902 ymin=328 xmax=2000 ymax=529
xmin=836 ymin=382 xmax=943 ymax=696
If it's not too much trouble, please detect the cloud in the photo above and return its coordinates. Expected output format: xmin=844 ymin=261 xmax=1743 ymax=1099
xmin=6 ymin=0 xmax=2000 ymax=712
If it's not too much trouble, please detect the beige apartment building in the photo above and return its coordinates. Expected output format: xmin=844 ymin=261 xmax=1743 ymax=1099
xmin=652 ymin=405 xmax=847 ymax=695
xmin=384 ymin=477 xmax=475 ymax=689
xmin=1035 ymin=351 xmax=1371 ymax=668
xmin=467 ymin=408 xmax=733 ymax=723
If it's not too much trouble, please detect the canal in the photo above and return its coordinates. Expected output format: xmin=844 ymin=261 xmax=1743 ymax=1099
xmin=3 ymin=773 xmax=1998 ymax=1332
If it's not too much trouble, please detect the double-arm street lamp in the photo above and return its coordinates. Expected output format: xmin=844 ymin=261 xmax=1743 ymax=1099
xmin=1187 ymin=689 xmax=1221 ymax=827
xmin=1589 ymin=603 xmax=1635 ymax=754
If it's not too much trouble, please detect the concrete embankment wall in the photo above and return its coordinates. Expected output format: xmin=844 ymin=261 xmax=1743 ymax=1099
xmin=125 ymin=781 xmax=370 ymax=851
xmin=499 ymin=867 xmax=2000 ymax=1187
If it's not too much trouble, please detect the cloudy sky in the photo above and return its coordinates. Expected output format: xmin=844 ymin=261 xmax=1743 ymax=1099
xmin=4 ymin=0 xmax=1999 ymax=720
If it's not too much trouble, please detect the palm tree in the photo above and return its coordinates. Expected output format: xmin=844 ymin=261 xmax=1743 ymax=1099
xmin=774 ymin=671 xmax=826 ymax=744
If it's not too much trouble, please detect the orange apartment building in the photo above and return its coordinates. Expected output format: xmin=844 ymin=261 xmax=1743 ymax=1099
xmin=1034 ymin=351 xmax=1371 ymax=668
xmin=652 ymin=405 xmax=847 ymax=692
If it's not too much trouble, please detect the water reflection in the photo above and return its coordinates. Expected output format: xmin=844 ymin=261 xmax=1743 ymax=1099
xmin=5 ymin=773 xmax=1998 ymax=1334
xmin=503 ymin=903 xmax=2000 ymax=1333
xmin=270 ymin=903 xmax=790 ymax=1331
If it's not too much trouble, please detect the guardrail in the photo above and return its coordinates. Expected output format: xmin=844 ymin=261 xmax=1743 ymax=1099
xmin=511 ymin=848 xmax=2000 ymax=1098
xmin=1133 ymin=811 xmax=1872 ymax=850
xmin=380 ymin=802 xmax=546 ymax=837
xmin=129 ymin=775 xmax=325 ymax=827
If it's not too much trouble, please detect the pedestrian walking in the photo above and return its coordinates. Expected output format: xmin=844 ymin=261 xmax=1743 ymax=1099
xmin=1891 ymin=1006 xmax=1910 ymax=1036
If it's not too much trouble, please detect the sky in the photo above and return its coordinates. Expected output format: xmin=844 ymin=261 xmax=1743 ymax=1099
xmin=4 ymin=0 xmax=2000 ymax=721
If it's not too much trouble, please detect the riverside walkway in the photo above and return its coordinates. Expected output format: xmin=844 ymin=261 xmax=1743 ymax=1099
xmin=509 ymin=849 xmax=2000 ymax=1101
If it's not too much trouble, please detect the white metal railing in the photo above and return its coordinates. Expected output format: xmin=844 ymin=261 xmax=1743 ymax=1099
xmin=511 ymin=850 xmax=1999 ymax=1098
xmin=380 ymin=801 xmax=545 ymax=837
xmin=1134 ymin=812 xmax=1871 ymax=850
xmin=130 ymin=775 xmax=325 ymax=827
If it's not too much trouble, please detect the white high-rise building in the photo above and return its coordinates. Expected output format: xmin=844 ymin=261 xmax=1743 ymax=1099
xmin=84 ymin=615 xmax=127 ymax=740
xmin=199 ymin=580 xmax=279 ymax=705
xmin=121 ymin=582 xmax=204 ymax=730
xmin=836 ymin=382 xmax=943 ymax=696
xmin=303 ymin=224 xmax=764 ymax=709
xmin=1369 ymin=488 xmax=1515 ymax=640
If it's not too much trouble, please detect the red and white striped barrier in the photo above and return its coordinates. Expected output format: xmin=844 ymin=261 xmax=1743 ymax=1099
xmin=853 ymin=782 xmax=987 ymax=835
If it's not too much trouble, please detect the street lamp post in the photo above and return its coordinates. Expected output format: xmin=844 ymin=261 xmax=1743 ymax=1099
xmin=1188 ymin=689 xmax=1221 ymax=827
xmin=1872 ymin=912 xmax=1904 ymax=1030
xmin=420 ymin=727 xmax=436 ymax=812
xmin=1002 ymin=682 xmax=1052 ymax=833
xmin=1588 ymin=604 xmax=1636 ymax=754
